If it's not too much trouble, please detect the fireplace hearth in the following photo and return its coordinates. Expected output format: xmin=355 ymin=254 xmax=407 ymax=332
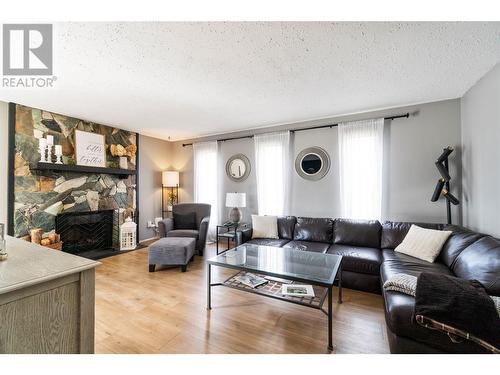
xmin=56 ymin=210 xmax=114 ymax=256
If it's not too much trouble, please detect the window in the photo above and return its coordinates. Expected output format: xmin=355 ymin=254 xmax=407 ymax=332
xmin=193 ymin=141 xmax=219 ymax=241
xmin=338 ymin=118 xmax=384 ymax=220
xmin=254 ymin=131 xmax=291 ymax=216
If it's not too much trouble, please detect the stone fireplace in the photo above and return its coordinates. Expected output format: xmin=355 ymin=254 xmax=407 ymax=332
xmin=9 ymin=103 xmax=139 ymax=252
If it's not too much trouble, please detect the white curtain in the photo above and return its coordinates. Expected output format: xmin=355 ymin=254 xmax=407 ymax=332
xmin=338 ymin=118 xmax=384 ymax=220
xmin=254 ymin=131 xmax=291 ymax=216
xmin=193 ymin=141 xmax=219 ymax=241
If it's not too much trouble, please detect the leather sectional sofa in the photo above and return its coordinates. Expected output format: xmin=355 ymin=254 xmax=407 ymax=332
xmin=237 ymin=217 xmax=500 ymax=353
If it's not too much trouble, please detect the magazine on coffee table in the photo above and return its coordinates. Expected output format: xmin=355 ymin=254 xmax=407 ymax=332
xmin=282 ymin=284 xmax=315 ymax=297
xmin=264 ymin=275 xmax=293 ymax=284
xmin=235 ymin=273 xmax=268 ymax=288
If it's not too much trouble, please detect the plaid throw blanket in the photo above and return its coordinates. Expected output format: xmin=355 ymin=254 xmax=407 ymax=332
xmin=415 ymin=273 xmax=500 ymax=353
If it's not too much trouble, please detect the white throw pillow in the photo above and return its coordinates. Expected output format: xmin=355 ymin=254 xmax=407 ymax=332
xmin=395 ymin=225 xmax=452 ymax=263
xmin=251 ymin=215 xmax=279 ymax=239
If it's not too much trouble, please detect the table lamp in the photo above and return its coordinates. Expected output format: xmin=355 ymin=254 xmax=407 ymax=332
xmin=226 ymin=193 xmax=246 ymax=224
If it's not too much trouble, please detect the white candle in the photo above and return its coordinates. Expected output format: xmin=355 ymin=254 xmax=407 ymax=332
xmin=39 ymin=138 xmax=47 ymax=148
xmin=55 ymin=145 xmax=62 ymax=155
xmin=46 ymin=135 xmax=54 ymax=146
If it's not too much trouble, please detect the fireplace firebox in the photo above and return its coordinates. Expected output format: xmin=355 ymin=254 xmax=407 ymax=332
xmin=56 ymin=210 xmax=114 ymax=255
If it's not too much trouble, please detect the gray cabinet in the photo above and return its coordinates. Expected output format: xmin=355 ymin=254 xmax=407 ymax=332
xmin=0 ymin=236 xmax=99 ymax=353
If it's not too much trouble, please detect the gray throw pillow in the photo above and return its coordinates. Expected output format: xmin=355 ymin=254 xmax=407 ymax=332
xmin=174 ymin=212 xmax=197 ymax=230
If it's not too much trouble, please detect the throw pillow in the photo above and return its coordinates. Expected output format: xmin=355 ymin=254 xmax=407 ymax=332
xmin=251 ymin=215 xmax=279 ymax=239
xmin=395 ymin=225 xmax=452 ymax=262
xmin=173 ymin=212 xmax=197 ymax=230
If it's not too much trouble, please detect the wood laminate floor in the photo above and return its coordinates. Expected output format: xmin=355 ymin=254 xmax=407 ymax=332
xmin=95 ymin=242 xmax=390 ymax=354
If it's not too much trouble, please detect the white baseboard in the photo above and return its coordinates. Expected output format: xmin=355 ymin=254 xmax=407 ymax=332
xmin=139 ymin=236 xmax=159 ymax=244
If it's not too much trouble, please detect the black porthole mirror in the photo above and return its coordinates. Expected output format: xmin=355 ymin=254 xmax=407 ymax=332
xmin=295 ymin=147 xmax=330 ymax=181
xmin=226 ymin=154 xmax=251 ymax=182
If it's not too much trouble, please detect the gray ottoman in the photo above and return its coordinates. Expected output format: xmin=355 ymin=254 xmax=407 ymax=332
xmin=149 ymin=237 xmax=196 ymax=272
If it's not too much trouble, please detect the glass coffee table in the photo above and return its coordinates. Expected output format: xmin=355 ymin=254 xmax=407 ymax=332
xmin=206 ymin=243 xmax=343 ymax=351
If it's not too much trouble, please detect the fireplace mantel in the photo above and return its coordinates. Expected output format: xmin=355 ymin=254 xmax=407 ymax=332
xmin=33 ymin=162 xmax=136 ymax=179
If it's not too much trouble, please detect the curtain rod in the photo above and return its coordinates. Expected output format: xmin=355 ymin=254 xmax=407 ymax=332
xmin=182 ymin=112 xmax=410 ymax=147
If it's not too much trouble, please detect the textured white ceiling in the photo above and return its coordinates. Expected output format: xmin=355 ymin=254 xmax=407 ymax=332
xmin=2 ymin=22 xmax=499 ymax=141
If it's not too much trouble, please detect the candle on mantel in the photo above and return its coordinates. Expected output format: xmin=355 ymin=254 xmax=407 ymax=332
xmin=46 ymin=135 xmax=54 ymax=146
xmin=39 ymin=137 xmax=47 ymax=148
xmin=54 ymin=145 xmax=62 ymax=155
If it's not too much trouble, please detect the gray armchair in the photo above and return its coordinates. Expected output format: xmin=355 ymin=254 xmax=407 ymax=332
xmin=158 ymin=203 xmax=211 ymax=256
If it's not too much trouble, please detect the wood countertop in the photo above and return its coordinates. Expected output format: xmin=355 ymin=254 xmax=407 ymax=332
xmin=0 ymin=236 xmax=99 ymax=295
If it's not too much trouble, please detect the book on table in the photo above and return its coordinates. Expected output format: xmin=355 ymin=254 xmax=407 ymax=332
xmin=235 ymin=273 xmax=268 ymax=288
xmin=281 ymin=284 xmax=315 ymax=297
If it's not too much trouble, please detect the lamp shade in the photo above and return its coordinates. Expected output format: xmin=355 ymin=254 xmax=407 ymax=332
xmin=162 ymin=171 xmax=179 ymax=187
xmin=226 ymin=192 xmax=246 ymax=208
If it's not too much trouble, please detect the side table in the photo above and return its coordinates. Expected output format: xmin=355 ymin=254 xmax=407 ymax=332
xmin=216 ymin=223 xmax=249 ymax=255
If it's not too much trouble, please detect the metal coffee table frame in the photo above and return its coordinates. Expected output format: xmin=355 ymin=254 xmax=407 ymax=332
xmin=206 ymin=254 xmax=342 ymax=351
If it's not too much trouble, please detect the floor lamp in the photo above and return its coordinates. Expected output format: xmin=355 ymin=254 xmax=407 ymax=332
xmin=430 ymin=146 xmax=460 ymax=224
xmin=162 ymin=171 xmax=179 ymax=218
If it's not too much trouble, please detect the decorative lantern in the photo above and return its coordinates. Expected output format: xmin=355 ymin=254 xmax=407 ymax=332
xmin=120 ymin=217 xmax=137 ymax=251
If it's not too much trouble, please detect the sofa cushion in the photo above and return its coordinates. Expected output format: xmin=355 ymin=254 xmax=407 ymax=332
xmin=282 ymin=240 xmax=330 ymax=253
xmin=334 ymin=218 xmax=381 ymax=248
xmin=293 ymin=217 xmax=333 ymax=243
xmin=452 ymin=236 xmax=500 ymax=296
xmin=246 ymin=238 xmax=290 ymax=247
xmin=166 ymin=229 xmax=199 ymax=239
xmin=381 ymin=221 xmax=443 ymax=249
xmin=439 ymin=225 xmax=486 ymax=268
xmin=277 ymin=216 xmax=297 ymax=240
xmin=327 ymin=244 xmax=382 ymax=275
xmin=381 ymin=249 xmax=453 ymax=282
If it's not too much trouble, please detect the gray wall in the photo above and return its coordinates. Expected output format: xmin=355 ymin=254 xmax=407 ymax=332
xmin=461 ymin=63 xmax=500 ymax=237
xmin=384 ymin=100 xmax=462 ymax=223
xmin=0 ymin=101 xmax=8 ymax=225
xmin=172 ymin=99 xmax=462 ymax=225
xmin=219 ymin=138 xmax=257 ymax=224
xmin=291 ymin=128 xmax=340 ymax=218
xmin=138 ymin=135 xmax=173 ymax=241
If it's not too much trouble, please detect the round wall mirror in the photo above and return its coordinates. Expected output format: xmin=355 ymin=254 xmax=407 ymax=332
xmin=301 ymin=153 xmax=323 ymax=175
xmin=226 ymin=154 xmax=251 ymax=182
xmin=295 ymin=147 xmax=330 ymax=181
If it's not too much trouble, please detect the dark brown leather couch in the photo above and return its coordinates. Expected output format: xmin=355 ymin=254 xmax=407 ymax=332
xmin=237 ymin=216 xmax=500 ymax=353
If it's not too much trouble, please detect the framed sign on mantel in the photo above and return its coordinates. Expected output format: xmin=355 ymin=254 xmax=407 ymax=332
xmin=75 ymin=129 xmax=107 ymax=168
